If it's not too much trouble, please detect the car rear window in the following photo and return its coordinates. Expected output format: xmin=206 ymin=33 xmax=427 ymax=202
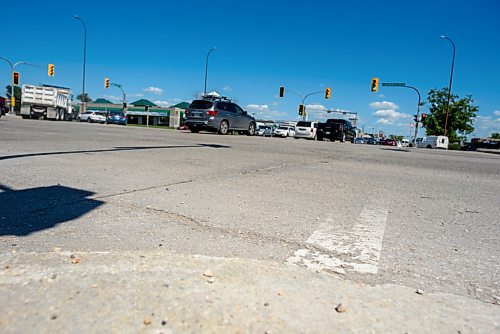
xmin=296 ymin=121 xmax=311 ymax=127
xmin=189 ymin=100 xmax=214 ymax=109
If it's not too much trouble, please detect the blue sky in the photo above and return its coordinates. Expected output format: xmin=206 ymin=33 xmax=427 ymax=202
xmin=2 ymin=0 xmax=499 ymax=137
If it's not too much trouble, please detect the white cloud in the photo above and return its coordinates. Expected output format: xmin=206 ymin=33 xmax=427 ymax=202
xmin=143 ymin=86 xmax=163 ymax=95
xmin=170 ymin=98 xmax=181 ymax=103
xmin=246 ymin=104 xmax=269 ymax=112
xmin=376 ymin=119 xmax=393 ymax=125
xmin=369 ymin=101 xmax=399 ymax=110
xmin=494 ymin=110 xmax=500 ymax=116
xmin=102 ymin=95 xmax=121 ymax=102
xmin=154 ymin=100 xmax=170 ymax=107
xmin=372 ymin=109 xmax=409 ymax=119
xmin=305 ymin=104 xmax=326 ymax=111
xmin=222 ymin=86 xmax=232 ymax=91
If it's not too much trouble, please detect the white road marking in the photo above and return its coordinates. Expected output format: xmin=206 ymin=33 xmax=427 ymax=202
xmin=286 ymin=199 xmax=389 ymax=274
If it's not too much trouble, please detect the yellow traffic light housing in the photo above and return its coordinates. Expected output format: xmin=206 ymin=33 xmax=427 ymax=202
xmin=105 ymin=78 xmax=110 ymax=89
xmin=12 ymin=72 xmax=20 ymax=86
xmin=370 ymin=78 xmax=379 ymax=92
xmin=48 ymin=64 xmax=55 ymax=77
xmin=279 ymin=86 xmax=285 ymax=97
xmin=325 ymin=87 xmax=331 ymax=99
xmin=298 ymin=104 xmax=305 ymax=116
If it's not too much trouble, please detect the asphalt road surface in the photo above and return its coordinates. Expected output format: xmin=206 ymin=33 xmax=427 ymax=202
xmin=1 ymin=116 xmax=499 ymax=329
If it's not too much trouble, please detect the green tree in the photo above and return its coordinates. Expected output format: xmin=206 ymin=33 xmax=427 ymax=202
xmin=76 ymin=93 xmax=92 ymax=103
xmin=5 ymin=85 xmax=22 ymax=113
xmin=423 ymin=88 xmax=478 ymax=143
xmin=492 ymin=132 xmax=500 ymax=139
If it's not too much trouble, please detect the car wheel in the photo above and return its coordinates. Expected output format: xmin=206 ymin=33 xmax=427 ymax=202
xmin=190 ymin=127 xmax=200 ymax=133
xmin=317 ymin=135 xmax=323 ymax=141
xmin=218 ymin=120 xmax=229 ymax=135
xmin=247 ymin=122 xmax=256 ymax=136
xmin=87 ymin=118 xmax=91 ymax=123
xmin=427 ymin=145 xmax=432 ymax=149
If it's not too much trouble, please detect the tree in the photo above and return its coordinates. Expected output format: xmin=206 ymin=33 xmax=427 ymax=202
xmin=423 ymin=88 xmax=478 ymax=143
xmin=5 ymin=85 xmax=21 ymax=113
xmin=492 ymin=133 xmax=500 ymax=139
xmin=76 ymin=93 xmax=92 ymax=103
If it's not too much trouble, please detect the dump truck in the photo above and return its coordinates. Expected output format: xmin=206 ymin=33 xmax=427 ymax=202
xmin=20 ymin=84 xmax=72 ymax=120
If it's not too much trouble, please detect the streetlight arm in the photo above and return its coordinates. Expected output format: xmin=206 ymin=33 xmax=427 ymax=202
xmin=0 ymin=56 xmax=14 ymax=68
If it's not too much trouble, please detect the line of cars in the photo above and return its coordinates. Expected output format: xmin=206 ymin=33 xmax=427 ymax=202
xmin=77 ymin=110 xmax=127 ymax=125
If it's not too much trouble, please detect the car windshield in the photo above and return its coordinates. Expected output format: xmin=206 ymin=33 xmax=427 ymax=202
xmin=110 ymin=112 xmax=125 ymax=117
xmin=278 ymin=127 xmax=288 ymax=130
xmin=189 ymin=100 xmax=214 ymax=109
xmin=296 ymin=121 xmax=311 ymax=127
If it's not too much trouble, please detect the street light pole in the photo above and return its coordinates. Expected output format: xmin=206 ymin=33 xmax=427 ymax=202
xmin=286 ymin=89 xmax=323 ymax=121
xmin=441 ymin=35 xmax=455 ymax=137
xmin=74 ymin=15 xmax=87 ymax=116
xmin=204 ymin=47 xmax=216 ymax=97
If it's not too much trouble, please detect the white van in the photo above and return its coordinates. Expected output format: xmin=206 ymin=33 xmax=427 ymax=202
xmin=417 ymin=136 xmax=449 ymax=149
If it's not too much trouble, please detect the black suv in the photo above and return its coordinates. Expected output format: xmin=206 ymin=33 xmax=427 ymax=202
xmin=185 ymin=97 xmax=256 ymax=135
xmin=317 ymin=119 xmax=356 ymax=142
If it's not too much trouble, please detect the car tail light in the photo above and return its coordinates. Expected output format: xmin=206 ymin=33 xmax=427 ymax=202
xmin=207 ymin=110 xmax=218 ymax=116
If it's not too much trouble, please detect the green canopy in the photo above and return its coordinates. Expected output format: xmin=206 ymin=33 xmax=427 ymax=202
xmin=131 ymin=99 xmax=157 ymax=107
xmin=93 ymin=98 xmax=113 ymax=104
xmin=170 ymin=102 xmax=190 ymax=109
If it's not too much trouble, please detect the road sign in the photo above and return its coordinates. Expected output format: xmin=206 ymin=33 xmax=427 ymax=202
xmin=381 ymin=83 xmax=406 ymax=87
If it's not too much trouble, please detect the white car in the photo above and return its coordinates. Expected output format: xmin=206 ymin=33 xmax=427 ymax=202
xmin=256 ymin=126 xmax=273 ymax=137
xmin=273 ymin=126 xmax=295 ymax=138
xmin=79 ymin=110 xmax=106 ymax=123
xmin=294 ymin=121 xmax=318 ymax=139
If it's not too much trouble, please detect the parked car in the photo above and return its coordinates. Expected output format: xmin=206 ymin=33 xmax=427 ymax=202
xmin=316 ymin=119 xmax=356 ymax=142
xmin=78 ymin=110 xmax=106 ymax=123
xmin=366 ymin=138 xmax=378 ymax=145
xmin=256 ymin=125 xmax=273 ymax=137
xmin=417 ymin=136 xmax=449 ymax=149
xmin=294 ymin=121 xmax=318 ymax=139
xmin=354 ymin=138 xmax=365 ymax=144
xmin=273 ymin=126 xmax=295 ymax=138
xmin=106 ymin=111 xmax=127 ymax=125
xmin=383 ymin=138 xmax=397 ymax=146
xmin=185 ymin=97 xmax=256 ymax=135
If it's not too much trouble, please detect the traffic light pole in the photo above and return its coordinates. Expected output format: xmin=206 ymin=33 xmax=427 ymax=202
xmin=110 ymin=83 xmax=126 ymax=111
xmin=286 ymin=89 xmax=323 ymax=121
xmin=0 ymin=57 xmax=43 ymax=114
xmin=381 ymin=82 xmax=421 ymax=146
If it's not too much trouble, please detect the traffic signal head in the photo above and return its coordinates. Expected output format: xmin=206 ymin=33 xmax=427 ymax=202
xmin=298 ymin=104 xmax=305 ymax=116
xmin=279 ymin=86 xmax=285 ymax=97
xmin=370 ymin=77 xmax=379 ymax=92
xmin=325 ymin=87 xmax=331 ymax=99
xmin=413 ymin=114 xmax=418 ymax=122
xmin=421 ymin=113 xmax=427 ymax=126
xmin=104 ymin=78 xmax=110 ymax=89
xmin=48 ymin=64 xmax=55 ymax=77
xmin=12 ymin=72 xmax=20 ymax=86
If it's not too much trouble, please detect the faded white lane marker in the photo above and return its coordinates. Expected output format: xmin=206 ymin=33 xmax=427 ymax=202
xmin=287 ymin=199 xmax=389 ymax=274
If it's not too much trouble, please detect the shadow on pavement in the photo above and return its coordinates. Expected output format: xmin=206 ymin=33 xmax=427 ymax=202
xmin=0 ymin=144 xmax=230 ymax=161
xmin=379 ymin=148 xmax=411 ymax=153
xmin=0 ymin=184 xmax=104 ymax=236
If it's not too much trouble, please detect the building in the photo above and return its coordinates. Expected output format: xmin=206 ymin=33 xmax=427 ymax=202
xmin=73 ymin=99 xmax=187 ymax=128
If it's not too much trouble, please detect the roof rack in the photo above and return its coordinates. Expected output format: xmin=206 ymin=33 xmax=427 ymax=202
xmin=201 ymin=95 xmax=232 ymax=102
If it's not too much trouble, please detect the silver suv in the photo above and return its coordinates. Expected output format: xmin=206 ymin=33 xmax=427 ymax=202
xmin=185 ymin=97 xmax=256 ymax=135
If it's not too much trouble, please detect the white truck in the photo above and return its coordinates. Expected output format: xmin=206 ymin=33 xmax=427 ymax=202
xmin=417 ymin=136 xmax=449 ymax=149
xmin=21 ymin=84 xmax=73 ymax=121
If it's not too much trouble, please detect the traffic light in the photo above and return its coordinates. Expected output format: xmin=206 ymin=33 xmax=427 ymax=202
xmin=48 ymin=64 xmax=55 ymax=77
xmin=279 ymin=86 xmax=285 ymax=97
xmin=12 ymin=72 xmax=20 ymax=86
xmin=104 ymin=78 xmax=110 ymax=89
xmin=414 ymin=114 xmax=418 ymax=122
xmin=122 ymin=102 xmax=127 ymax=110
xmin=145 ymin=105 xmax=149 ymax=112
xmin=298 ymin=104 xmax=305 ymax=116
xmin=421 ymin=113 xmax=427 ymax=126
xmin=370 ymin=77 xmax=379 ymax=92
xmin=325 ymin=87 xmax=331 ymax=99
